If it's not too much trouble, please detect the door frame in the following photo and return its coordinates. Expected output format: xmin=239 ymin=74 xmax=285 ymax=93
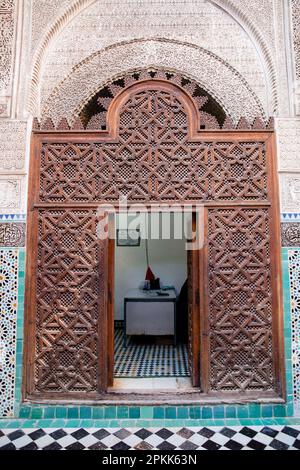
xmin=22 ymin=79 xmax=285 ymax=402
xmin=22 ymin=131 xmax=285 ymax=403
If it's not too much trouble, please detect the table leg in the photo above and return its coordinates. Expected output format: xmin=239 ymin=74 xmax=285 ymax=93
xmin=174 ymin=300 xmax=177 ymax=346
xmin=123 ymin=300 xmax=127 ymax=348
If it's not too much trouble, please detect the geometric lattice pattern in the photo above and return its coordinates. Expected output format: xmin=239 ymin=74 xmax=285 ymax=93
xmin=80 ymin=69 xmax=225 ymax=130
xmin=0 ymin=249 xmax=18 ymax=417
xmin=39 ymin=89 xmax=268 ymax=204
xmin=0 ymin=426 xmax=300 ymax=450
xmin=30 ymin=82 xmax=278 ymax=398
xmin=288 ymin=250 xmax=300 ymax=410
xmin=114 ymin=329 xmax=189 ymax=377
xmin=207 ymin=208 xmax=274 ymax=392
xmin=34 ymin=210 xmax=104 ymax=394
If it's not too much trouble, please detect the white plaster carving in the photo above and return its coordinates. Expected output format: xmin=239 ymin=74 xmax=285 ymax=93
xmin=295 ymin=81 xmax=300 ymax=115
xmin=0 ymin=1 xmax=16 ymax=94
xmin=31 ymin=0 xmax=74 ymax=52
xmin=277 ymin=119 xmax=300 ymax=171
xmin=280 ymin=173 xmax=300 ymax=213
xmin=292 ymin=0 xmax=300 ymax=80
xmin=0 ymin=0 xmax=16 ymax=118
xmin=273 ymin=0 xmax=291 ymax=117
xmin=0 ymin=175 xmax=25 ymax=213
xmin=42 ymin=38 xmax=265 ymax=125
xmin=28 ymin=0 xmax=278 ymax=118
xmin=0 ymin=121 xmax=27 ymax=171
xmin=211 ymin=0 xmax=278 ymax=113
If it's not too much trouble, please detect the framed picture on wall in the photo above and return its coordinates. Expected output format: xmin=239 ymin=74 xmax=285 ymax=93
xmin=116 ymin=229 xmax=141 ymax=247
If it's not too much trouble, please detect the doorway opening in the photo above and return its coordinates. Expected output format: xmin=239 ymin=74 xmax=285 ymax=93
xmin=111 ymin=212 xmax=196 ymax=391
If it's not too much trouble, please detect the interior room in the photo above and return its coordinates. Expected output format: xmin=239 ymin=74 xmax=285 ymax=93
xmin=113 ymin=212 xmax=192 ymax=390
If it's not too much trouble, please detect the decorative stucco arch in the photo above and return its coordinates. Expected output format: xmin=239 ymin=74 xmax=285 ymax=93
xmin=27 ymin=0 xmax=278 ymax=117
xmin=40 ymin=38 xmax=266 ymax=125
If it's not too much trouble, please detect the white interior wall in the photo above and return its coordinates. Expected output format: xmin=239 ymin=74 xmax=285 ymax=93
xmin=114 ymin=213 xmax=187 ymax=321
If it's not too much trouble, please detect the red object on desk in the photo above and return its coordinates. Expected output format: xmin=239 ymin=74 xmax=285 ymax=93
xmin=145 ymin=266 xmax=155 ymax=281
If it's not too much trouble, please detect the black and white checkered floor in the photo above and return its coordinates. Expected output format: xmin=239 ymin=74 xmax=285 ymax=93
xmin=0 ymin=426 xmax=300 ymax=450
xmin=114 ymin=329 xmax=189 ymax=377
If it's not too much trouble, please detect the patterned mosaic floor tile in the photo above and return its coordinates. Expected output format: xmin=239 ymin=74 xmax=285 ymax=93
xmin=114 ymin=329 xmax=189 ymax=377
xmin=0 ymin=426 xmax=299 ymax=450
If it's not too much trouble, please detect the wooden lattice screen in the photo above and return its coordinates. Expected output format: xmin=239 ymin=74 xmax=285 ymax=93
xmin=24 ymin=79 xmax=284 ymax=400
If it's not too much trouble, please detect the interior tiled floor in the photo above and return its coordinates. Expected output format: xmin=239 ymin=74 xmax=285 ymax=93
xmin=114 ymin=329 xmax=189 ymax=378
xmin=0 ymin=426 xmax=299 ymax=450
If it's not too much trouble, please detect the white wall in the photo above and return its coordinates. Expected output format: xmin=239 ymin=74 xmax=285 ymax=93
xmin=114 ymin=214 xmax=187 ymax=320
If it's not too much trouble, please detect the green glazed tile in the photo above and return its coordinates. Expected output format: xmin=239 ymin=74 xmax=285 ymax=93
xmin=79 ymin=419 xmax=93 ymax=427
xmin=200 ymin=419 xmax=215 ymax=426
xmin=19 ymin=407 xmax=30 ymax=419
xmin=165 ymin=407 xmax=176 ymax=419
xmin=141 ymin=407 xmax=153 ymax=419
xmin=31 ymin=408 xmax=43 ymax=419
xmin=129 ymin=407 xmax=140 ymax=419
xmin=237 ymin=406 xmax=249 ymax=419
xmin=273 ymin=405 xmax=286 ymax=417
xmin=117 ymin=407 xmax=128 ymax=419
xmin=67 ymin=407 xmax=79 ymax=419
xmin=287 ymin=403 xmax=294 ymax=416
xmin=225 ymin=406 xmax=236 ymax=419
xmin=44 ymin=408 xmax=55 ymax=419
xmin=225 ymin=419 xmax=239 ymax=426
xmin=92 ymin=408 xmax=104 ymax=419
xmin=189 ymin=407 xmax=201 ymax=419
xmin=261 ymin=418 xmax=275 ymax=425
xmin=177 ymin=407 xmax=188 ymax=419
xmin=39 ymin=419 xmax=53 ymax=427
xmin=153 ymin=407 xmax=165 ymax=419
xmin=63 ymin=419 xmax=79 ymax=427
xmin=249 ymin=404 xmax=261 ymax=418
xmin=22 ymin=420 xmax=40 ymax=428
xmin=213 ymin=406 xmax=225 ymax=419
xmin=56 ymin=407 xmax=67 ymax=419
xmin=261 ymin=405 xmax=273 ymax=418
xmin=104 ymin=406 xmax=116 ymax=419
xmin=79 ymin=407 xmax=92 ymax=419
xmin=202 ymin=407 xmax=213 ymax=419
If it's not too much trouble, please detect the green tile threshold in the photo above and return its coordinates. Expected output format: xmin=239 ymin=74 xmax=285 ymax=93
xmin=1 ymin=417 xmax=300 ymax=428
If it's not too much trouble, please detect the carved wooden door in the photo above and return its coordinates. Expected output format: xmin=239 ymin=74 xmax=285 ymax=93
xmin=24 ymin=206 xmax=111 ymax=398
xmin=187 ymin=242 xmax=200 ymax=387
xmin=24 ymin=78 xmax=284 ymax=401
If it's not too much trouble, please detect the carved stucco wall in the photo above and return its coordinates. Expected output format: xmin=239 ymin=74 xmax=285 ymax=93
xmin=29 ymin=0 xmax=288 ymax=119
xmin=42 ymin=39 xmax=266 ymax=125
xmin=278 ymin=119 xmax=300 ymax=214
xmin=38 ymin=0 xmax=268 ymax=120
xmin=277 ymin=1 xmax=300 ymax=215
xmin=291 ymin=0 xmax=300 ymax=116
xmin=0 ymin=0 xmax=16 ymax=118
xmin=0 ymin=1 xmax=27 ymax=216
xmin=0 ymin=120 xmax=27 ymax=216
xmin=292 ymin=0 xmax=300 ymax=80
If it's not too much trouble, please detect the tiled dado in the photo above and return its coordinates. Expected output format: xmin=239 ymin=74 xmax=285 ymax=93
xmin=0 ymin=248 xmax=25 ymax=417
xmin=287 ymin=249 xmax=300 ymax=413
xmin=15 ymin=403 xmax=294 ymax=423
